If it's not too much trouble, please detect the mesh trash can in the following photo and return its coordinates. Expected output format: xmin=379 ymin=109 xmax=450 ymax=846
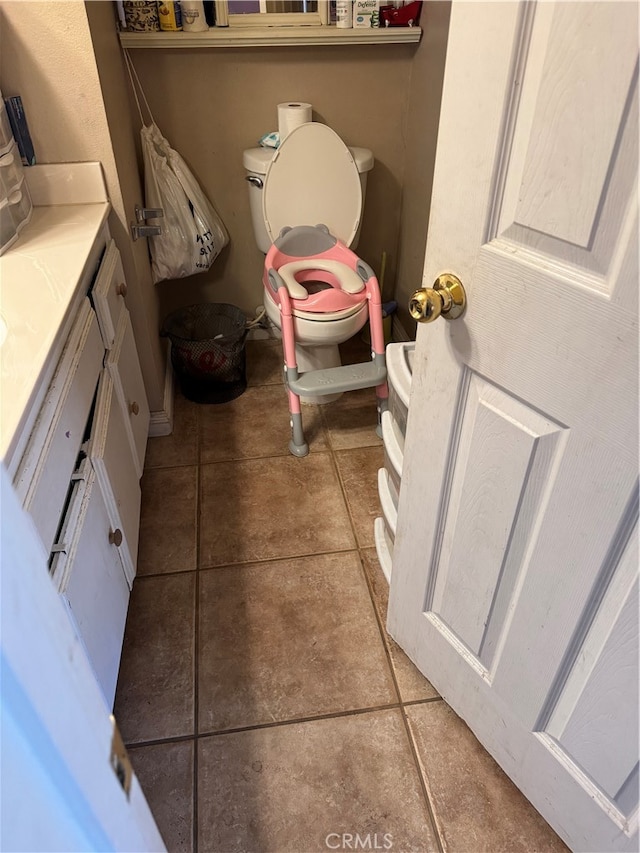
xmin=161 ymin=303 xmax=248 ymax=404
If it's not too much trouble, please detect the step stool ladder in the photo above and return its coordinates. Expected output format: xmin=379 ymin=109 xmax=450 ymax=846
xmin=267 ymin=259 xmax=389 ymax=457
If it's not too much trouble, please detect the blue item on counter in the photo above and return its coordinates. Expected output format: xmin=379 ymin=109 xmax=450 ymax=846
xmin=4 ymin=96 xmax=36 ymax=166
xmin=259 ymin=131 xmax=280 ymax=149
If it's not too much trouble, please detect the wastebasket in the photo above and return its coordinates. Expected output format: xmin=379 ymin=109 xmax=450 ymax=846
xmin=161 ymin=303 xmax=248 ymax=404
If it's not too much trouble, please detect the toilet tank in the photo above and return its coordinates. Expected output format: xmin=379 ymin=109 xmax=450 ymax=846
xmin=243 ymin=145 xmax=374 ymax=254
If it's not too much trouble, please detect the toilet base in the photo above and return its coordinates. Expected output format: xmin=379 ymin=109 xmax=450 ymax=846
xmin=295 ymin=343 xmax=343 ymax=404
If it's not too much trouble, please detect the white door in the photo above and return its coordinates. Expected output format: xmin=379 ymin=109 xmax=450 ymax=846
xmin=387 ymin=3 xmax=639 ymax=852
xmin=0 ymin=465 xmax=165 ymax=852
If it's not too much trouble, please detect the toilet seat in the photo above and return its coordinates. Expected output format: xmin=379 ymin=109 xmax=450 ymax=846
xmin=262 ymin=123 xmax=362 ymax=247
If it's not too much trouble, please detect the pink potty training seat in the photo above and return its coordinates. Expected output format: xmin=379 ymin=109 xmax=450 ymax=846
xmin=264 ymin=224 xmax=388 ymax=457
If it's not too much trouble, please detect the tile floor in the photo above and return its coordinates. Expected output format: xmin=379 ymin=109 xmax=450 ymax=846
xmin=114 ymin=337 xmax=567 ymax=853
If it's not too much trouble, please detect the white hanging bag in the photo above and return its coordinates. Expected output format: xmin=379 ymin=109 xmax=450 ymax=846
xmin=125 ymin=52 xmax=229 ymax=284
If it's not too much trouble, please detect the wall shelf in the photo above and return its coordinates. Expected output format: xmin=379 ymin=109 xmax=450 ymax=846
xmin=118 ymin=26 xmax=422 ymax=49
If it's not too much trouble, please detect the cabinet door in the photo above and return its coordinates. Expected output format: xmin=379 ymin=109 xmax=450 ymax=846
xmin=90 ymin=370 xmax=141 ymax=586
xmin=107 ymin=310 xmax=150 ymax=477
xmin=17 ymin=302 xmax=103 ymax=553
xmin=91 ymin=239 xmax=126 ymax=351
xmin=53 ymin=467 xmax=130 ymax=709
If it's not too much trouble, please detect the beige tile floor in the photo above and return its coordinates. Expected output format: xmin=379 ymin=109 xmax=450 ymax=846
xmin=114 ymin=338 xmax=567 ymax=853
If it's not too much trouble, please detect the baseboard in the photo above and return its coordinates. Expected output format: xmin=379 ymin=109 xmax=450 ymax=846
xmin=148 ymin=349 xmax=175 ymax=437
xmin=392 ymin=315 xmax=412 ymax=343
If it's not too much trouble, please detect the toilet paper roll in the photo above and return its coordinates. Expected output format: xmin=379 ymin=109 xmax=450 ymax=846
xmin=277 ymin=102 xmax=312 ymax=142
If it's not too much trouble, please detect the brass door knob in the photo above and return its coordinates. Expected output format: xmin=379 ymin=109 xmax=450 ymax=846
xmin=109 ymin=528 xmax=123 ymax=547
xmin=116 ymin=282 xmax=128 ymax=297
xmin=409 ymin=273 xmax=466 ymax=323
xmin=129 ymin=401 xmax=140 ymax=416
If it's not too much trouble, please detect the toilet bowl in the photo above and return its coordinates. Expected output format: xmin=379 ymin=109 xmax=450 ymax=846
xmin=244 ymin=123 xmax=375 ymax=395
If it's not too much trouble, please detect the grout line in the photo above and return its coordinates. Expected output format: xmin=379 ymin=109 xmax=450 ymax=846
xmin=355 ymin=550 xmax=444 ymax=850
xmin=197 ymin=702 xmax=403 ymax=739
xmin=193 ymin=410 xmax=201 ymax=853
xmin=200 ymin=450 xmax=291 ymax=466
xmin=134 ymin=544 xmax=363 ymax=580
xmin=398 ymin=704 xmax=446 ymax=853
xmin=196 ymin=397 xmax=203 ymax=468
xmin=143 ymin=460 xmax=200 ymax=474
xmin=198 ymin=446 xmax=334 ymax=470
xmin=401 ymin=697 xmax=444 ymax=708
xmin=144 ymin=460 xmax=200 ymax=473
xmin=145 ymin=440 xmax=380 ymax=473
xmin=326 ymin=436 xmax=364 ymax=552
xmin=126 ymin=733 xmax=197 ymax=751
xmin=133 ymin=568 xmax=197 ymax=581
xmin=125 ymin=702 xmax=404 ymax=750
xmin=355 ymin=549 xmax=403 ymax=706
xmin=197 ymin=545 xmax=360 ymax=573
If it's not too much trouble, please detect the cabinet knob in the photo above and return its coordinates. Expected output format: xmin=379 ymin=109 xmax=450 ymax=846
xmin=116 ymin=282 xmax=128 ymax=297
xmin=129 ymin=401 xmax=140 ymax=416
xmin=109 ymin=528 xmax=123 ymax=547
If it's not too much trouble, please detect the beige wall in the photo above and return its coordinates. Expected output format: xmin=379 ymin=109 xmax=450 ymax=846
xmin=128 ymin=44 xmax=416 ymax=321
xmin=395 ymin=1 xmax=451 ymax=336
xmin=0 ymin=0 xmax=167 ymax=413
xmin=0 ymin=2 xmax=115 ymax=187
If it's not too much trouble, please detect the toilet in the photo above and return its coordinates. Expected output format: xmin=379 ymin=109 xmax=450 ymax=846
xmin=244 ymin=123 xmax=373 ymax=369
xmin=243 ymin=122 xmax=388 ymax=457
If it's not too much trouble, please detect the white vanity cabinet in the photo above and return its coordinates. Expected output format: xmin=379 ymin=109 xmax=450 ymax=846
xmin=89 ymin=366 xmax=141 ymax=585
xmin=51 ymin=460 xmax=131 ymax=705
xmin=94 ymin=238 xmax=150 ymax=479
xmin=16 ymin=299 xmax=105 ymax=554
xmin=12 ymin=224 xmax=149 ymax=708
xmin=108 ymin=310 xmax=150 ymax=479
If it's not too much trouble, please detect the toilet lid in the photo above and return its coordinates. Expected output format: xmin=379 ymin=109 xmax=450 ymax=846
xmin=263 ymin=123 xmax=362 ymax=247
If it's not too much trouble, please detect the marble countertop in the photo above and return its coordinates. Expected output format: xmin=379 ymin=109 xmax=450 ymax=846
xmin=0 ymin=163 xmax=110 ymax=469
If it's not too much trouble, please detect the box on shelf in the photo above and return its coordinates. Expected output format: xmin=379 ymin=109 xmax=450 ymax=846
xmin=353 ymin=0 xmax=380 ymax=28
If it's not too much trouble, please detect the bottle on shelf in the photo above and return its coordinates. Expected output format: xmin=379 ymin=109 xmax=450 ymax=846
xmin=335 ymin=0 xmax=352 ymax=28
xmin=181 ymin=0 xmax=208 ymax=31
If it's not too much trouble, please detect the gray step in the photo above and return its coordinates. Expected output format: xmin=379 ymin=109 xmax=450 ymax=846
xmin=288 ymin=361 xmax=387 ymax=397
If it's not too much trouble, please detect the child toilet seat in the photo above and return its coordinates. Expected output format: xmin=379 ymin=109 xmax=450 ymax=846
xmin=291 ymin=302 xmax=368 ymax=322
xmin=276 ymin=259 xmax=365 ymax=299
xmin=263 ymin=284 xmax=367 ymax=323
xmin=262 ymin=123 xmax=362 ymax=247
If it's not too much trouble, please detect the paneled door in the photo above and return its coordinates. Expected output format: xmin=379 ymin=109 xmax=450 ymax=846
xmin=388 ymin=3 xmax=638 ymax=851
xmin=1 ymin=465 xmax=164 ymax=851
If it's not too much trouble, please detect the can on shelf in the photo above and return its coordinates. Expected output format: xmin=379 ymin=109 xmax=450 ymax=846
xmin=157 ymin=1 xmax=183 ymax=31
xmin=123 ymin=1 xmax=160 ymax=31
